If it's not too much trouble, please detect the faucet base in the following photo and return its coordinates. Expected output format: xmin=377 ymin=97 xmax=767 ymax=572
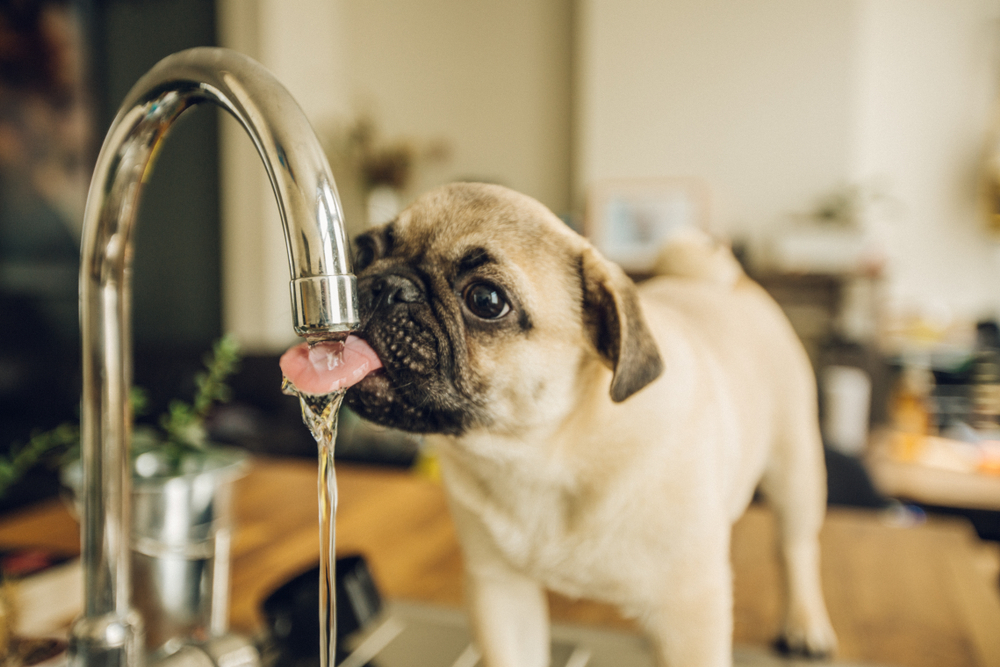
xmin=152 ymin=634 xmax=260 ymax=667
xmin=68 ymin=611 xmax=145 ymax=667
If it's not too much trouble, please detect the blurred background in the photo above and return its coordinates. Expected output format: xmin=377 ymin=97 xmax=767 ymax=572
xmin=2 ymin=0 xmax=1000 ymax=553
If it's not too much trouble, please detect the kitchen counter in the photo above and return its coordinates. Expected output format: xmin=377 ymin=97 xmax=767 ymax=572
xmin=0 ymin=458 xmax=998 ymax=667
xmin=867 ymin=429 xmax=1000 ymax=512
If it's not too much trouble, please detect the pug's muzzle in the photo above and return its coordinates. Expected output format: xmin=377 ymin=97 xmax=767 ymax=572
xmin=345 ymin=267 xmax=480 ymax=435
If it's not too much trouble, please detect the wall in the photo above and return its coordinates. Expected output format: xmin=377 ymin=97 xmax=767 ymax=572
xmin=576 ymin=0 xmax=857 ymax=240
xmin=577 ymin=0 xmax=1000 ymax=325
xmin=852 ymin=0 xmax=1000 ymax=322
xmin=340 ymin=0 xmax=574 ymax=218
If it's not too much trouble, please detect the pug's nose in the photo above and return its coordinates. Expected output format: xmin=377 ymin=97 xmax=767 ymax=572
xmin=366 ymin=273 xmax=425 ymax=309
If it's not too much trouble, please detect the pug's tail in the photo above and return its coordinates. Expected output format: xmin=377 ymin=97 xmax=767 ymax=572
xmin=651 ymin=230 xmax=744 ymax=288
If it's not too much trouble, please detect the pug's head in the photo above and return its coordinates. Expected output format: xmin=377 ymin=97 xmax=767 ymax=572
xmin=344 ymin=183 xmax=663 ymax=437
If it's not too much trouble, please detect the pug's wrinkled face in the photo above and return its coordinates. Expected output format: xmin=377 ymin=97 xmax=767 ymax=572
xmin=344 ymin=183 xmax=593 ymax=437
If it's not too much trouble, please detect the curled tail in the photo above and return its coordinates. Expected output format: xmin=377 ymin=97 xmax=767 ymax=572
xmin=651 ymin=230 xmax=744 ymax=288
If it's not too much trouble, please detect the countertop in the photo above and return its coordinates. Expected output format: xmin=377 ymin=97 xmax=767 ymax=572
xmin=0 ymin=458 xmax=998 ymax=667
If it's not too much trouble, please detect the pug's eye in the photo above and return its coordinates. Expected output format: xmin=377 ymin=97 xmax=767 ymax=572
xmin=463 ymin=282 xmax=510 ymax=319
xmin=354 ymin=243 xmax=376 ymax=271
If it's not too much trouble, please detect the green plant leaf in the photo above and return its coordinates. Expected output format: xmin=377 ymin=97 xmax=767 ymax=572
xmin=1 ymin=335 xmax=242 ymax=495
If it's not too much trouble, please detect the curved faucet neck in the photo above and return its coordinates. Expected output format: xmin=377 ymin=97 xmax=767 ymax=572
xmin=72 ymin=47 xmax=358 ymax=666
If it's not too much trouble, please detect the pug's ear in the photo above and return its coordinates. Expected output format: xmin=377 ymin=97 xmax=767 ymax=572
xmin=580 ymin=246 xmax=664 ymax=402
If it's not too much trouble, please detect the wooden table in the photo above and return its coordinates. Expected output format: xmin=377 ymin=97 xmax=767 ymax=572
xmin=1 ymin=457 xmax=999 ymax=667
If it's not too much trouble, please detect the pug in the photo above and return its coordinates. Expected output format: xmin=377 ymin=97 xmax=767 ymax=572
xmin=281 ymin=182 xmax=837 ymax=667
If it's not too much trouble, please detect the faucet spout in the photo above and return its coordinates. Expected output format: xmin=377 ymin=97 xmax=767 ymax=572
xmin=72 ymin=48 xmax=359 ymax=666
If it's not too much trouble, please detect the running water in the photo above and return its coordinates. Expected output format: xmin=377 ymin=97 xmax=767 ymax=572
xmin=279 ymin=335 xmax=382 ymax=667
xmin=282 ymin=378 xmax=346 ymax=667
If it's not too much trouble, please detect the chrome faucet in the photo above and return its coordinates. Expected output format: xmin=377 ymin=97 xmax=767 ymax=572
xmin=72 ymin=48 xmax=359 ymax=666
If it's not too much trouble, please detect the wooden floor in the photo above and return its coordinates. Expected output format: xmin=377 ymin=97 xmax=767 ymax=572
xmin=1 ymin=457 xmax=999 ymax=667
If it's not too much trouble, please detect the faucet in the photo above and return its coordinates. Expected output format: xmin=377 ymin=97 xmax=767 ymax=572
xmin=72 ymin=47 xmax=359 ymax=666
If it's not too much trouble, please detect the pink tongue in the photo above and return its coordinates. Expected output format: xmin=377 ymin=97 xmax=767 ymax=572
xmin=280 ymin=335 xmax=383 ymax=395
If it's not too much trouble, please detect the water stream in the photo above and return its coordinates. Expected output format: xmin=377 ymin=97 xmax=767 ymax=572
xmin=282 ymin=378 xmax=347 ymax=667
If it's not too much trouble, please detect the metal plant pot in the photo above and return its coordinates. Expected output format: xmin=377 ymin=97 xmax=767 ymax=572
xmin=64 ymin=446 xmax=249 ymax=653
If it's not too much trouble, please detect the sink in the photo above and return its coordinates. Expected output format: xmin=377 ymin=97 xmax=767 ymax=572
xmin=338 ymin=601 xmax=888 ymax=667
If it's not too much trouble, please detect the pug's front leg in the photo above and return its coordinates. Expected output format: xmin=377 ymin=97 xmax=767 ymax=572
xmin=465 ymin=565 xmax=550 ymax=667
xmin=645 ymin=541 xmax=734 ymax=667
xmin=447 ymin=499 xmax=549 ymax=667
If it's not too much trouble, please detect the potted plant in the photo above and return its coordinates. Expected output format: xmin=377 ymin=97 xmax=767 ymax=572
xmin=0 ymin=335 xmax=248 ymax=656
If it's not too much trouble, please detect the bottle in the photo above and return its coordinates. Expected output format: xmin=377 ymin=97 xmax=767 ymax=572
xmin=890 ymin=362 xmax=933 ymax=461
xmin=969 ymin=321 xmax=1000 ymax=433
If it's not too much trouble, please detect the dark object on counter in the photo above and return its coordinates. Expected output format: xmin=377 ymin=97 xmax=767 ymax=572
xmin=824 ymin=446 xmax=890 ymax=509
xmin=262 ymin=554 xmax=384 ymax=667
xmin=977 ymin=320 xmax=1000 ymax=350
xmin=920 ymin=504 xmax=1000 ymax=545
xmin=7 ymin=637 xmax=68 ymax=666
xmin=970 ymin=320 xmax=1000 ymax=431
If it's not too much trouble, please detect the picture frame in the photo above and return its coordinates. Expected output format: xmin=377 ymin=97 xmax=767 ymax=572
xmin=585 ymin=177 xmax=711 ymax=274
